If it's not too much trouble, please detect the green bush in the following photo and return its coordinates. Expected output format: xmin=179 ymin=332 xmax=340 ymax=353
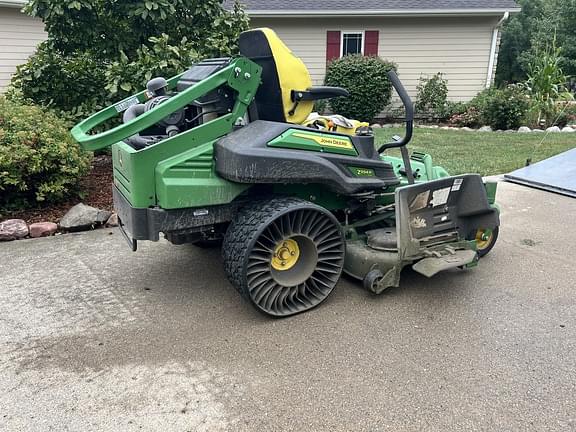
xmin=448 ymin=86 xmax=530 ymax=129
xmin=9 ymin=43 xmax=109 ymax=123
xmin=0 ymin=97 xmax=91 ymax=213
xmin=448 ymin=106 xmax=483 ymax=128
xmin=415 ymin=73 xmax=449 ymax=120
xmin=554 ymin=102 xmax=576 ymax=127
xmin=324 ymin=55 xmax=397 ymax=122
xmin=481 ymin=85 xmax=531 ymax=130
xmin=10 ymin=0 xmax=249 ymax=119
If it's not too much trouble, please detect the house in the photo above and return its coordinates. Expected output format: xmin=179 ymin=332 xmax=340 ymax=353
xmin=0 ymin=0 xmax=46 ymax=91
xmin=236 ymin=0 xmax=520 ymax=103
xmin=0 ymin=0 xmax=520 ymax=103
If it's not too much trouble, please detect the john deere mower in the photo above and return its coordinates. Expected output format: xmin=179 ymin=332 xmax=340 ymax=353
xmin=72 ymin=28 xmax=500 ymax=317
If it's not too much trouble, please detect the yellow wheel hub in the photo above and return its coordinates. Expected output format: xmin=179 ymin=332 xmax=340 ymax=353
xmin=475 ymin=228 xmax=493 ymax=250
xmin=271 ymin=239 xmax=300 ymax=271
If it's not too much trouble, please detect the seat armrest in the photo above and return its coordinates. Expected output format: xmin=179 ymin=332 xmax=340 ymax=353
xmin=292 ymin=86 xmax=349 ymax=102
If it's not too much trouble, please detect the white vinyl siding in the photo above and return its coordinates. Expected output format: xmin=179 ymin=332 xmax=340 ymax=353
xmin=251 ymin=16 xmax=500 ymax=104
xmin=0 ymin=7 xmax=47 ymax=92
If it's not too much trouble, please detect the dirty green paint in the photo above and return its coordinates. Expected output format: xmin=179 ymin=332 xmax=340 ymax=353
xmin=73 ymin=57 xmax=262 ymax=208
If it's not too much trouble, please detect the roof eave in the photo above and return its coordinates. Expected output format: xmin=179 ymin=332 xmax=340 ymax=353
xmin=0 ymin=0 xmax=26 ymax=8
xmin=248 ymin=8 xmax=522 ymax=18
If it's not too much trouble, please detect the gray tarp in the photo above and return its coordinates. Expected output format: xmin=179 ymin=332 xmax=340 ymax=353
xmin=505 ymin=148 xmax=576 ymax=198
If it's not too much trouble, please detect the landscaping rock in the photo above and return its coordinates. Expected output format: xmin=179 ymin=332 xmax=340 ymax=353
xmin=59 ymin=203 xmax=112 ymax=231
xmin=29 ymin=222 xmax=58 ymax=238
xmin=561 ymin=126 xmax=575 ymax=133
xmin=381 ymin=124 xmax=394 ymax=128
xmin=370 ymin=123 xmax=382 ymax=128
xmin=106 ymin=213 xmax=119 ymax=227
xmin=518 ymin=126 xmax=532 ymax=133
xmin=546 ymin=126 xmax=561 ymax=133
xmin=0 ymin=219 xmax=29 ymax=241
xmin=440 ymin=126 xmax=452 ymax=130
xmin=479 ymin=126 xmax=492 ymax=132
xmin=460 ymin=127 xmax=475 ymax=132
xmin=532 ymin=129 xmax=545 ymax=133
xmin=504 ymin=130 xmax=516 ymax=133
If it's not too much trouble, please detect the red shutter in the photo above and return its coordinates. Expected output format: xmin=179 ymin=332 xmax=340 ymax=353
xmin=364 ymin=30 xmax=379 ymax=56
xmin=326 ymin=31 xmax=341 ymax=62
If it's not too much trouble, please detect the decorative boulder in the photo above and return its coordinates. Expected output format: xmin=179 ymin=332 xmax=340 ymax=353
xmin=561 ymin=126 xmax=575 ymax=133
xmin=59 ymin=203 xmax=112 ymax=231
xmin=478 ymin=126 xmax=493 ymax=132
xmin=106 ymin=213 xmax=119 ymax=227
xmin=0 ymin=219 xmax=29 ymax=241
xmin=518 ymin=126 xmax=532 ymax=133
xmin=532 ymin=129 xmax=545 ymax=133
xmin=370 ymin=123 xmax=382 ymax=128
xmin=460 ymin=127 xmax=475 ymax=132
xmin=546 ymin=126 xmax=561 ymax=133
xmin=29 ymin=222 xmax=58 ymax=238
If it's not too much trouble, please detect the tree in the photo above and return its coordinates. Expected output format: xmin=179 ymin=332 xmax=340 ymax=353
xmin=496 ymin=0 xmax=576 ymax=85
xmin=495 ymin=0 xmax=548 ymax=85
xmin=11 ymin=0 xmax=248 ymax=118
xmin=554 ymin=0 xmax=576 ymax=77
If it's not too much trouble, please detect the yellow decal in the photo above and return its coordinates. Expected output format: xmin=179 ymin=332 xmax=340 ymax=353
xmin=292 ymin=132 xmax=354 ymax=150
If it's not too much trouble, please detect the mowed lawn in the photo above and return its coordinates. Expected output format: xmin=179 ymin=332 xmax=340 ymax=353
xmin=374 ymin=128 xmax=576 ymax=176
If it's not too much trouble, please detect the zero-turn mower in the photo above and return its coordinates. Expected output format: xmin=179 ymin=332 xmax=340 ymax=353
xmin=72 ymin=28 xmax=500 ymax=317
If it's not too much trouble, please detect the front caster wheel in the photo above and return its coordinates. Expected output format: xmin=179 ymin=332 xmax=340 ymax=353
xmin=223 ymin=198 xmax=345 ymax=317
xmin=468 ymin=226 xmax=499 ymax=258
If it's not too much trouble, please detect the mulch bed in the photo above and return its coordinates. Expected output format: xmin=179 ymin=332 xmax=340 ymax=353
xmin=9 ymin=155 xmax=114 ymax=225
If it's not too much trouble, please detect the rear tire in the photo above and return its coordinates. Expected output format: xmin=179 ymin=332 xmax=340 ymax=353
xmin=223 ymin=197 xmax=345 ymax=317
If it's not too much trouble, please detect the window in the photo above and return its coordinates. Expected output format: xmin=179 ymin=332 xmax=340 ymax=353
xmin=341 ymin=32 xmax=364 ymax=57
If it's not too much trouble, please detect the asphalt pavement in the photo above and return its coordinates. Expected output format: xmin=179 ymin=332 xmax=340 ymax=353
xmin=1 ymin=181 xmax=575 ymax=432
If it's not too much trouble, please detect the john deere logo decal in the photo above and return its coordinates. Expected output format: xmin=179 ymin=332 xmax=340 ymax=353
xmin=292 ymin=132 xmax=354 ymax=150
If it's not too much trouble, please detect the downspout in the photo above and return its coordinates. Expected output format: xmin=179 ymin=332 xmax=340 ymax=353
xmin=486 ymin=12 xmax=509 ymax=88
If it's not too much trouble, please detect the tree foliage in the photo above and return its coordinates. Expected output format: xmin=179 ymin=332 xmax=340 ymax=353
xmin=496 ymin=0 xmax=576 ymax=85
xmin=10 ymin=0 xmax=248 ymax=119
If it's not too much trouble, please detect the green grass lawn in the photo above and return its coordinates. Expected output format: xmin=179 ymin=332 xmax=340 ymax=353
xmin=374 ymin=128 xmax=576 ymax=176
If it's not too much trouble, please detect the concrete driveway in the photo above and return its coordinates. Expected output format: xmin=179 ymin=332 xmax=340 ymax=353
xmin=1 ymin=181 xmax=575 ymax=432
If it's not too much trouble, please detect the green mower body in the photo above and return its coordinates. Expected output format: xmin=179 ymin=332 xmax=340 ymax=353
xmin=72 ymin=29 xmax=500 ymax=317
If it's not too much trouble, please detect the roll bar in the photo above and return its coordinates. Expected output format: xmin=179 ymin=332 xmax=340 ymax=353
xmin=378 ymin=70 xmax=414 ymax=154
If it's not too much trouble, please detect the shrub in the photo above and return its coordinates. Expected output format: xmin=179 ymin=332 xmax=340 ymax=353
xmin=415 ymin=73 xmax=449 ymax=120
xmin=448 ymin=106 xmax=483 ymax=128
xmin=448 ymin=86 xmax=530 ymax=129
xmin=9 ymin=43 xmax=109 ymax=123
xmin=10 ymin=0 xmax=249 ymax=119
xmin=481 ymin=85 xmax=531 ymax=130
xmin=324 ymin=55 xmax=397 ymax=122
xmin=554 ymin=102 xmax=576 ymax=127
xmin=0 ymin=97 xmax=91 ymax=213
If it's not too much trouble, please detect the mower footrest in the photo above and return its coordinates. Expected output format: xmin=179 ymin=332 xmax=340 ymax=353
xmin=412 ymin=250 xmax=477 ymax=278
